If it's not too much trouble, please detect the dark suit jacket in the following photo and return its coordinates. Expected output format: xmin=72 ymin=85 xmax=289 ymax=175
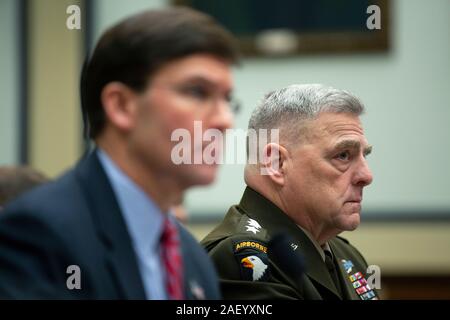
xmin=0 ymin=151 xmax=220 ymax=299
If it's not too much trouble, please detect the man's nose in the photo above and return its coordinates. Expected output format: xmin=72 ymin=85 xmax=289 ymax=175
xmin=208 ymin=100 xmax=234 ymax=132
xmin=353 ymin=156 xmax=373 ymax=187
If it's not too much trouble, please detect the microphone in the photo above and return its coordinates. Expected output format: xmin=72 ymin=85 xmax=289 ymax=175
xmin=268 ymin=233 xmax=306 ymax=285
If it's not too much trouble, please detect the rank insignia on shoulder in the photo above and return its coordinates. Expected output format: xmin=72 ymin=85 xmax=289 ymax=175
xmin=233 ymin=239 xmax=270 ymax=281
xmin=245 ymin=218 xmax=262 ymax=234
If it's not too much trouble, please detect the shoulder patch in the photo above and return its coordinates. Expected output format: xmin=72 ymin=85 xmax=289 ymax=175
xmin=234 ymin=240 xmax=268 ymax=254
xmin=232 ymin=239 xmax=270 ymax=281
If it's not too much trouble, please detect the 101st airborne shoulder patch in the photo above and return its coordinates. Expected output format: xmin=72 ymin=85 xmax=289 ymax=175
xmin=233 ymin=240 xmax=270 ymax=282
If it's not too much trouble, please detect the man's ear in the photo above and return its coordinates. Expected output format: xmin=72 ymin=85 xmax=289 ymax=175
xmin=101 ymin=82 xmax=138 ymax=133
xmin=260 ymin=143 xmax=288 ymax=186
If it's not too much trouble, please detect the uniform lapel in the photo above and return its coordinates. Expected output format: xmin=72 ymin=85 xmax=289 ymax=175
xmin=75 ymin=150 xmax=146 ymax=299
xmin=179 ymin=225 xmax=194 ymax=300
xmin=302 ymin=244 xmax=342 ymax=300
xmin=239 ymin=187 xmax=342 ymax=300
xmin=178 ymin=224 xmax=209 ymax=300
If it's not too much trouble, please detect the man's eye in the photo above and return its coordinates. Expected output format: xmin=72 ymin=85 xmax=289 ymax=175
xmin=183 ymin=86 xmax=209 ymax=99
xmin=336 ymin=151 xmax=350 ymax=161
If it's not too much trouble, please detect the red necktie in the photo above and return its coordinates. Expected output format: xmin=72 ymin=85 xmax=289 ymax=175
xmin=161 ymin=217 xmax=184 ymax=300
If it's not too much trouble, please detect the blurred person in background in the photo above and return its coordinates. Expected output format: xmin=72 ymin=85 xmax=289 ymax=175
xmin=0 ymin=7 xmax=239 ymax=299
xmin=0 ymin=166 xmax=49 ymax=210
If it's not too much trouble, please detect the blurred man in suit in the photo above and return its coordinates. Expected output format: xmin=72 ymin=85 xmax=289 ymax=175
xmin=202 ymin=84 xmax=378 ymax=300
xmin=0 ymin=7 xmax=239 ymax=299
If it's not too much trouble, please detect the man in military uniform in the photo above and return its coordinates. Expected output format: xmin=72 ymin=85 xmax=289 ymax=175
xmin=201 ymin=84 xmax=378 ymax=300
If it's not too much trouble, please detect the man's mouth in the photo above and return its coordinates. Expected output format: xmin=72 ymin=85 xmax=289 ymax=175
xmin=346 ymin=193 xmax=363 ymax=203
xmin=346 ymin=199 xmax=362 ymax=203
xmin=344 ymin=199 xmax=362 ymax=213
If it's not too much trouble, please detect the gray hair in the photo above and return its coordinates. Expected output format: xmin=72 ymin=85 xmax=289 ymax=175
xmin=248 ymin=84 xmax=365 ymax=143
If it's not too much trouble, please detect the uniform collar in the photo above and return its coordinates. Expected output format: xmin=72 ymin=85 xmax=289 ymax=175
xmin=297 ymin=225 xmax=335 ymax=263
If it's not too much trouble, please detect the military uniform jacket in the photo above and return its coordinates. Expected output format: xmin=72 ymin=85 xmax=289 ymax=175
xmin=201 ymin=187 xmax=378 ymax=300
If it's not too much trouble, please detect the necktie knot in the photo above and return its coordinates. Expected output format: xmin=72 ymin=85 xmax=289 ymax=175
xmin=161 ymin=217 xmax=178 ymax=245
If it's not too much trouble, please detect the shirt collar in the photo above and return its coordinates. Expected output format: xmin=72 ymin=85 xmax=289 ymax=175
xmin=298 ymin=225 xmax=332 ymax=262
xmin=97 ymin=148 xmax=165 ymax=255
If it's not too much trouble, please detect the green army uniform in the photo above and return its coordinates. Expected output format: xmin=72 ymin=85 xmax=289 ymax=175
xmin=201 ymin=187 xmax=379 ymax=300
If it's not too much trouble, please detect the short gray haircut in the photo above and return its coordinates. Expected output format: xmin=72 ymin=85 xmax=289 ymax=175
xmin=248 ymin=84 xmax=365 ymax=143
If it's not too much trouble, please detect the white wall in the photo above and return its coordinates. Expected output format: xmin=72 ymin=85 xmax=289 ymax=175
xmin=187 ymin=0 xmax=450 ymax=217
xmin=0 ymin=0 xmax=19 ymax=165
xmin=92 ymin=0 xmax=450 ymax=218
xmin=93 ymin=0 xmax=166 ymax=42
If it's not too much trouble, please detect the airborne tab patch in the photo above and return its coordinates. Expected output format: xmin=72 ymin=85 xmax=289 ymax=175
xmin=234 ymin=240 xmax=268 ymax=254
